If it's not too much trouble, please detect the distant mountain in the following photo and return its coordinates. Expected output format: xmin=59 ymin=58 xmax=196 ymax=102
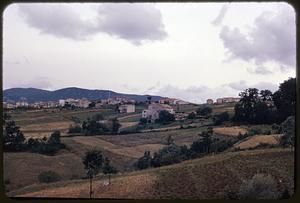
xmin=3 ymin=87 xmax=163 ymax=103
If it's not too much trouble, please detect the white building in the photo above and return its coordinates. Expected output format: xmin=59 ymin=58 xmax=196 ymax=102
xmin=216 ymin=97 xmax=240 ymax=104
xmin=79 ymin=98 xmax=91 ymax=108
xmin=3 ymin=102 xmax=15 ymax=109
xmin=142 ymin=103 xmax=175 ymax=122
xmin=16 ymin=101 xmax=29 ymax=108
xmin=118 ymin=104 xmax=135 ymax=113
xmin=59 ymin=99 xmax=66 ymax=106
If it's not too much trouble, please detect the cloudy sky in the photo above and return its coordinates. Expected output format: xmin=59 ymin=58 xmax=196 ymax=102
xmin=3 ymin=2 xmax=296 ymax=103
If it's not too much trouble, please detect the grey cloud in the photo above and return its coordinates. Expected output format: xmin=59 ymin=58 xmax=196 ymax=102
xmin=18 ymin=3 xmax=167 ymax=44
xmin=228 ymin=80 xmax=248 ymax=91
xmin=219 ymin=4 xmax=296 ymax=73
xmin=212 ymin=4 xmax=229 ymax=26
xmin=18 ymin=4 xmax=98 ymax=40
xmin=97 ymin=3 xmax=167 ymax=45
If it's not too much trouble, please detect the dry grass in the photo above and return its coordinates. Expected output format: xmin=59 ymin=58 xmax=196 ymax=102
xmin=214 ymin=126 xmax=248 ymax=137
xmin=11 ymin=148 xmax=294 ymax=199
xmin=119 ymin=122 xmax=139 ymax=129
xmin=72 ymin=136 xmax=166 ymax=158
xmin=234 ymin=134 xmax=283 ymax=150
xmin=4 ymin=152 xmax=86 ymax=192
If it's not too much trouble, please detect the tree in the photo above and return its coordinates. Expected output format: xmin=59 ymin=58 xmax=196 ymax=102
xmin=147 ymin=96 xmax=152 ymax=104
xmin=213 ymin=112 xmax=229 ymax=125
xmin=102 ymin=157 xmax=117 ymax=184
xmin=83 ymin=149 xmax=103 ymax=177
xmin=82 ymin=149 xmax=103 ymax=198
xmin=136 ymin=151 xmax=152 ymax=169
xmin=234 ymin=88 xmax=276 ymax=124
xmin=166 ymin=135 xmax=174 ymax=145
xmin=200 ymin=127 xmax=213 ymax=153
xmin=238 ymin=174 xmax=279 ymax=199
xmin=156 ymin=110 xmax=175 ymax=124
xmin=279 ymin=116 xmax=295 ymax=148
xmin=260 ymin=90 xmax=273 ymax=102
xmin=196 ymin=106 xmax=212 ymax=116
xmin=234 ymin=88 xmax=259 ymax=123
xmin=47 ymin=130 xmax=61 ymax=145
xmin=3 ymin=120 xmax=25 ymax=151
xmin=110 ymin=117 xmax=121 ymax=134
xmin=252 ymin=101 xmax=273 ymax=124
xmin=272 ymin=78 xmax=296 ymax=123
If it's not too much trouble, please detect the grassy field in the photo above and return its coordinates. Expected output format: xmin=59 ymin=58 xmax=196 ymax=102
xmin=9 ymin=148 xmax=294 ymax=199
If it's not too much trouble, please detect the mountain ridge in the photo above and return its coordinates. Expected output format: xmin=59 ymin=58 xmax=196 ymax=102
xmin=3 ymin=87 xmax=164 ymax=103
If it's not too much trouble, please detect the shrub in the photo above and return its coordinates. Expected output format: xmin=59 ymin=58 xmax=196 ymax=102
xmin=92 ymin=113 xmax=104 ymax=121
xmin=213 ymin=112 xmax=229 ymax=125
xmin=156 ymin=110 xmax=175 ymax=124
xmin=248 ymin=127 xmax=262 ymax=136
xmin=68 ymin=125 xmax=82 ymax=133
xmin=139 ymin=118 xmax=148 ymax=125
xmin=238 ymin=174 xmax=279 ymax=199
xmin=3 ymin=120 xmax=26 ymax=152
xmin=38 ymin=171 xmax=62 ymax=183
xmin=196 ymin=106 xmax=212 ymax=116
xmin=279 ymin=116 xmax=295 ymax=147
xmin=187 ymin=112 xmax=196 ymax=119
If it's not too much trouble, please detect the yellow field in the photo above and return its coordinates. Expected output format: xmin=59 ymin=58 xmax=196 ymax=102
xmin=234 ymin=134 xmax=283 ymax=150
xmin=213 ymin=126 xmax=248 ymax=137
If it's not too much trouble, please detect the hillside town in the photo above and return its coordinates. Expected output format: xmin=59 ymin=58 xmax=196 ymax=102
xmin=3 ymin=96 xmax=241 ymax=110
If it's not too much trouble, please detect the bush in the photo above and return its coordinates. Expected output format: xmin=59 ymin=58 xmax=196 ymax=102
xmin=279 ymin=116 xmax=295 ymax=147
xmin=187 ymin=112 xmax=196 ymax=119
xmin=38 ymin=171 xmax=62 ymax=183
xmin=68 ymin=124 xmax=82 ymax=133
xmin=156 ymin=110 xmax=175 ymax=124
xmin=3 ymin=120 xmax=26 ymax=152
xmin=139 ymin=118 xmax=148 ymax=125
xmin=248 ymin=127 xmax=262 ymax=136
xmin=27 ymin=131 xmax=64 ymax=155
xmin=213 ymin=112 xmax=229 ymax=125
xmin=196 ymin=106 xmax=212 ymax=116
xmin=92 ymin=113 xmax=104 ymax=121
xmin=238 ymin=174 xmax=279 ymax=199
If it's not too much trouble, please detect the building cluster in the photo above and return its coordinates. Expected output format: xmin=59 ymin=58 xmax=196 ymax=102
xmin=3 ymin=100 xmax=59 ymax=109
xmin=206 ymin=97 xmax=241 ymax=105
xmin=3 ymin=96 xmax=137 ymax=110
xmin=158 ymin=98 xmax=190 ymax=105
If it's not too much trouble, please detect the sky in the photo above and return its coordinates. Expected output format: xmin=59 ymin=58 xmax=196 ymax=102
xmin=3 ymin=2 xmax=296 ymax=103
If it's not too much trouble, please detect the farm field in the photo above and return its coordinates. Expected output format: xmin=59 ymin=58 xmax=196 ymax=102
xmin=9 ymin=148 xmax=294 ymax=199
